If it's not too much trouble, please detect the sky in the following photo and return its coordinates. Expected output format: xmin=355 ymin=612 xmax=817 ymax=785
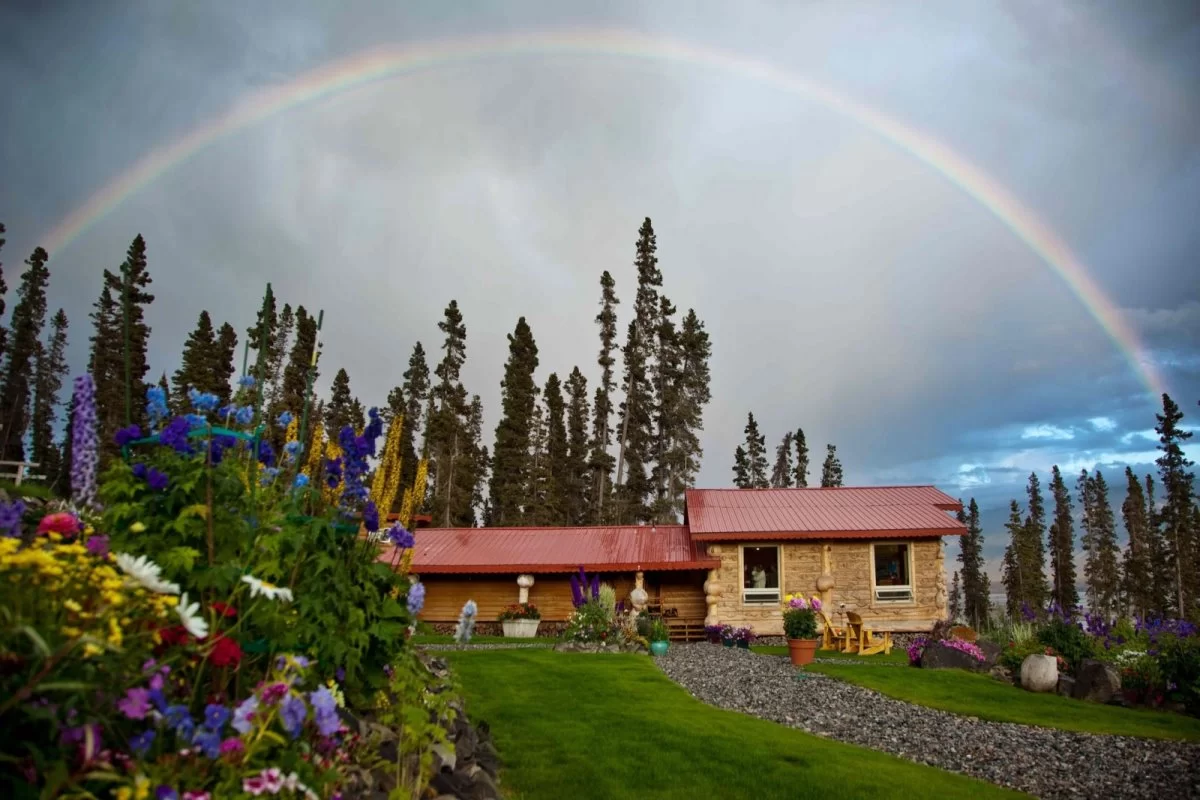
xmin=1 ymin=0 xmax=1198 ymax=581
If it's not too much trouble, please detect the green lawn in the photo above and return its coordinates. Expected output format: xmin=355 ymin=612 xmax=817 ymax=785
xmin=807 ymin=663 xmax=1200 ymax=741
xmin=410 ymin=634 xmax=557 ymax=645
xmin=445 ymin=649 xmax=1023 ymax=799
xmin=750 ymin=644 xmax=908 ymax=664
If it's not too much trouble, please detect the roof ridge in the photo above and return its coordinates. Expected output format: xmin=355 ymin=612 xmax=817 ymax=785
xmin=416 ymin=524 xmax=689 ymax=533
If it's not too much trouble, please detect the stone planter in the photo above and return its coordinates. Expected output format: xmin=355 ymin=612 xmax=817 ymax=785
xmin=501 ymin=618 xmax=541 ymax=638
xmin=787 ymin=638 xmax=820 ymax=666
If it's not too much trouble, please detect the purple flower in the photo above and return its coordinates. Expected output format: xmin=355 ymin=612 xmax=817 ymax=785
xmin=309 ymin=685 xmax=340 ymax=736
xmin=261 ymin=683 xmax=289 ymax=705
xmin=165 ymin=705 xmax=195 ymax=740
xmin=231 ymin=696 xmax=258 ymax=734
xmin=387 ymin=524 xmax=414 ymax=549
xmin=335 ymin=667 xmax=345 ymax=682
xmin=156 ymin=786 xmax=178 ymax=800
xmin=325 ymin=457 xmax=343 ymax=488
xmin=146 ymin=468 xmax=169 ymax=491
xmin=280 ymin=694 xmax=307 ymax=739
xmin=114 ymin=424 xmax=142 ymax=447
xmin=158 ymin=417 xmax=193 ymax=454
xmin=117 ymin=688 xmax=151 ymax=719
xmin=256 ymin=441 xmax=275 ymax=467
xmin=61 ymin=723 xmax=102 ymax=764
xmin=407 ymin=582 xmax=426 ymax=615
xmin=363 ymin=501 xmax=379 ymax=533
xmin=129 ymin=729 xmax=155 ymax=756
xmin=70 ymin=375 xmax=99 ymax=509
xmin=192 ymin=727 xmax=221 ymax=759
xmin=132 ymin=462 xmax=147 ymax=479
xmin=85 ymin=534 xmax=110 ymax=557
xmin=0 ymin=500 xmax=25 ymax=538
xmin=203 ymin=704 xmax=230 ymax=731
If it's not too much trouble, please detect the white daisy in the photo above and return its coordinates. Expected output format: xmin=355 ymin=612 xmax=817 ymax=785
xmin=114 ymin=552 xmax=181 ymax=595
xmin=175 ymin=593 xmax=209 ymax=639
xmin=241 ymin=574 xmax=295 ymax=603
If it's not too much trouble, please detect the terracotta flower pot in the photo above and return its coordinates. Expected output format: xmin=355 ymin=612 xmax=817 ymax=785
xmin=787 ymin=638 xmax=820 ymax=666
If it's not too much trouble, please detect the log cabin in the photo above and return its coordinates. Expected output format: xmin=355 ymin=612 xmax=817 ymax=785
xmin=378 ymin=485 xmax=965 ymax=640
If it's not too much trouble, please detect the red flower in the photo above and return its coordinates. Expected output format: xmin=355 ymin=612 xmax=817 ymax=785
xmin=37 ymin=512 xmax=81 ymax=537
xmin=158 ymin=625 xmax=191 ymax=648
xmin=209 ymin=634 xmax=242 ymax=668
xmin=211 ymin=602 xmax=238 ymax=619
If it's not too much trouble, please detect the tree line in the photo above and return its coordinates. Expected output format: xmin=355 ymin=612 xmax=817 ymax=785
xmin=950 ymin=393 xmax=1199 ymax=627
xmin=0 ymin=217 xmax=713 ymax=529
xmin=729 ymin=411 xmax=843 ymax=488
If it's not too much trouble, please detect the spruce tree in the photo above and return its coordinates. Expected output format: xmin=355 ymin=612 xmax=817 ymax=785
xmin=1154 ymin=393 xmax=1196 ymax=617
xmin=793 ymin=428 xmax=809 ymax=487
xmin=428 ymin=300 xmax=471 ymax=527
xmin=1121 ymin=467 xmax=1152 ymax=618
xmin=1001 ymin=500 xmax=1025 ymax=618
xmin=0 ymin=247 xmax=51 ymax=461
xmin=949 ymin=571 xmax=963 ymax=623
xmin=450 ymin=394 xmax=485 ymax=528
xmin=173 ymin=311 xmax=218 ymax=410
xmin=89 ymin=285 xmax=123 ymax=463
xmin=266 ymin=303 xmax=294 ymax=406
xmin=400 ymin=342 xmax=430 ymax=490
xmin=820 ymin=444 xmax=843 ymax=487
xmin=349 ymin=399 xmax=366 ymax=433
xmin=958 ymin=498 xmax=987 ymax=629
xmin=157 ymin=374 xmax=170 ymax=414
xmin=543 ymin=373 xmax=568 ymax=525
xmin=743 ymin=412 xmax=768 ymax=488
xmin=277 ymin=307 xmax=318 ymax=436
xmin=30 ymin=309 xmax=68 ymax=484
xmin=614 ymin=218 xmax=661 ymax=524
xmin=215 ymin=322 xmax=238 ymax=407
xmin=1145 ymin=474 xmax=1173 ymax=616
xmin=0 ymin=223 xmax=8 ymax=364
xmin=1022 ymin=472 xmax=1050 ymax=611
xmin=732 ymin=445 xmax=749 ymax=488
xmin=103 ymin=234 xmax=154 ymax=431
xmin=771 ymin=431 xmax=795 ymax=488
xmin=564 ymin=367 xmax=591 ymax=525
xmin=650 ymin=293 xmax=680 ymax=522
xmin=1048 ymin=465 xmax=1078 ymax=614
xmin=490 ymin=317 xmax=539 ymax=526
xmin=525 ymin=399 xmax=551 ymax=525
xmin=663 ymin=308 xmax=712 ymax=515
xmin=324 ymin=369 xmax=354 ymax=434
xmin=588 ymin=270 xmax=619 ymax=522
xmin=1080 ymin=469 xmax=1121 ymax=618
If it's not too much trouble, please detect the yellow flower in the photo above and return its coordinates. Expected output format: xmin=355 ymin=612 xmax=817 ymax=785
xmin=115 ymin=789 xmax=132 ymax=800
xmin=64 ymin=599 xmax=83 ymax=613
xmin=374 ymin=690 xmax=390 ymax=709
xmin=133 ymin=775 xmax=150 ymax=800
xmin=83 ymin=642 xmax=103 ymax=658
xmin=62 ymin=626 xmax=82 ymax=638
xmin=107 ymin=617 xmax=123 ymax=647
xmin=130 ymin=522 xmax=146 ymax=534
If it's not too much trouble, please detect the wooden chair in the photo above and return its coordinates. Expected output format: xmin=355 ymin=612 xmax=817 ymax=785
xmin=819 ymin=609 xmax=848 ymax=651
xmin=950 ymin=625 xmax=977 ymax=642
xmin=844 ymin=612 xmax=893 ymax=656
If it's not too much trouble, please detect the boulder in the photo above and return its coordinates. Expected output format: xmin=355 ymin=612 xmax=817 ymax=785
xmin=977 ymin=640 xmax=1003 ymax=667
xmin=1073 ymin=658 xmax=1122 ymax=704
xmin=1020 ymin=653 xmax=1058 ymax=693
xmin=921 ymin=641 xmax=987 ymax=672
xmin=1057 ymin=675 xmax=1076 ymax=697
xmin=988 ymin=664 xmax=1014 ymax=684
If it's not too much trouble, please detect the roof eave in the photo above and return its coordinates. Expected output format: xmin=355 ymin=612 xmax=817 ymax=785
xmin=407 ymin=559 xmax=720 ymax=575
xmin=690 ymin=528 xmax=964 ymax=541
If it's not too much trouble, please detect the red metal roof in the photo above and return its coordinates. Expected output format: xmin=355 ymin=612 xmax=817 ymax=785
xmin=380 ymin=524 xmax=719 ymax=574
xmin=685 ymin=486 xmax=965 ymax=540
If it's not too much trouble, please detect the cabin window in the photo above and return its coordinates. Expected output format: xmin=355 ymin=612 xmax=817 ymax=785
xmin=872 ymin=543 xmax=913 ymax=602
xmin=741 ymin=545 xmax=780 ymax=604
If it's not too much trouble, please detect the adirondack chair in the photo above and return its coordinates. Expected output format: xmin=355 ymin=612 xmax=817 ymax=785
xmin=819 ymin=608 xmax=848 ymax=651
xmin=844 ymin=612 xmax=893 ymax=656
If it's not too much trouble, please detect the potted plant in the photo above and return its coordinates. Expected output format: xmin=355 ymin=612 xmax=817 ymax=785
xmin=497 ymin=601 xmax=542 ymax=638
xmin=782 ymin=593 xmax=822 ymax=666
xmin=649 ymin=618 xmax=671 ymax=656
xmin=733 ymin=626 xmax=755 ymax=649
xmin=705 ymin=624 xmax=724 ymax=644
xmin=720 ymin=623 xmax=735 ymax=648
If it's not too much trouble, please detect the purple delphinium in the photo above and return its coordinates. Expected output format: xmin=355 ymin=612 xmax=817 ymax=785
xmin=85 ymin=534 xmax=110 ymax=557
xmin=0 ymin=500 xmax=26 ymax=538
xmin=70 ymin=374 xmax=99 ymax=509
xmin=257 ymin=441 xmax=275 ymax=467
xmin=407 ymin=582 xmax=426 ymax=615
xmin=280 ymin=694 xmax=307 ymax=739
xmin=146 ymin=468 xmax=170 ymax=491
xmin=158 ymin=417 xmax=193 ymax=454
xmin=362 ymin=501 xmax=379 ymax=533
xmin=569 ymin=568 xmax=585 ymax=608
xmin=114 ymin=424 xmax=142 ymax=447
xmin=325 ymin=457 xmax=343 ymax=489
xmin=335 ymin=667 xmax=345 ymax=682
xmin=387 ymin=523 xmax=414 ymax=549
xmin=155 ymin=786 xmax=178 ymax=800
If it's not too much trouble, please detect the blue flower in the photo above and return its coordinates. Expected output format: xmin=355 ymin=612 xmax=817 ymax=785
xmin=293 ymin=473 xmax=310 ymax=489
xmin=188 ymin=389 xmax=219 ymax=412
xmin=276 ymin=411 xmax=294 ymax=427
xmin=325 ymin=457 xmax=343 ymax=488
xmin=237 ymin=375 xmax=256 ymax=389
xmin=155 ymin=786 xmax=178 ymax=800
xmin=146 ymin=386 xmax=169 ymax=429
xmin=158 ymin=417 xmax=193 ymax=454
xmin=235 ymin=406 xmax=254 ymax=426
xmin=164 ymin=704 xmax=194 ymax=740
xmin=280 ymin=694 xmax=307 ymax=739
xmin=256 ymin=441 xmax=275 ymax=467
xmin=129 ymin=729 xmax=155 ymax=756
xmin=203 ymin=704 xmax=230 ymax=731
xmin=309 ymin=685 xmax=340 ymax=737
xmin=132 ymin=462 xmax=147 ymax=479
xmin=363 ymin=501 xmax=379 ymax=533
xmin=217 ymin=404 xmax=235 ymax=419
xmin=114 ymin=424 xmax=142 ymax=447
xmin=232 ymin=696 xmax=258 ymax=735
xmin=192 ymin=726 xmax=221 ymax=759
xmin=146 ymin=468 xmax=169 ymax=492
xmin=260 ymin=467 xmax=280 ymax=486
xmin=407 ymin=582 xmax=426 ymax=616
xmin=0 ymin=500 xmax=26 ymax=538
xmin=387 ymin=524 xmax=414 ymax=549
xmin=284 ymin=440 xmax=302 ymax=460
xmin=184 ymin=414 xmax=208 ymax=429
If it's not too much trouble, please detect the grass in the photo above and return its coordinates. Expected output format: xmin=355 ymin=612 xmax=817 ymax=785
xmin=410 ymin=634 xmax=557 ymax=645
xmin=750 ymin=644 xmax=909 ymax=664
xmin=444 ymin=649 xmax=1023 ymax=799
xmin=805 ymin=662 xmax=1200 ymax=741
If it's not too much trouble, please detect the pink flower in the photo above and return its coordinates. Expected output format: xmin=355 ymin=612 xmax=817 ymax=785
xmin=242 ymin=776 xmax=266 ymax=796
xmin=117 ymin=688 xmax=151 ymax=719
xmin=182 ymin=793 xmax=211 ymax=800
xmin=219 ymin=737 xmax=244 ymax=757
xmin=261 ymin=683 xmax=289 ymax=705
xmin=810 ymin=596 xmax=823 ymax=611
xmin=262 ymin=768 xmax=284 ymax=793
xmin=37 ymin=512 xmax=81 ymax=537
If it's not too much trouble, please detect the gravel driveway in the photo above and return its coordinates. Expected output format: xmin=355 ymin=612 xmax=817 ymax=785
xmin=656 ymin=644 xmax=1200 ymax=799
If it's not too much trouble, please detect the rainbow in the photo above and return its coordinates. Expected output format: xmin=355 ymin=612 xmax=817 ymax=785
xmin=39 ymin=28 xmax=1167 ymax=398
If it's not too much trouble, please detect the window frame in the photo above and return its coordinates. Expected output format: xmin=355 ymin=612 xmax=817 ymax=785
xmin=869 ymin=541 xmax=915 ymax=604
xmin=738 ymin=544 xmax=783 ymax=606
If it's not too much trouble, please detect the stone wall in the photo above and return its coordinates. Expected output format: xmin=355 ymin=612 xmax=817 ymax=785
xmin=705 ymin=538 xmax=948 ymax=636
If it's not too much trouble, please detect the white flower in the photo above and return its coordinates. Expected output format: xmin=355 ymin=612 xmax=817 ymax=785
xmin=241 ymin=574 xmax=294 ymax=603
xmin=175 ymin=593 xmax=209 ymax=639
xmin=114 ymin=552 xmax=180 ymax=595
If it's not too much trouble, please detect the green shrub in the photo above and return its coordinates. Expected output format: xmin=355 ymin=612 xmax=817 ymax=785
xmin=564 ymin=599 xmax=617 ymax=643
xmin=1036 ymin=618 xmax=1095 ymax=671
xmin=649 ymin=617 xmax=671 ymax=642
xmin=1158 ymin=635 xmax=1200 ymax=715
xmin=598 ymin=582 xmax=617 ymax=618
xmin=635 ymin=611 xmax=653 ymax=638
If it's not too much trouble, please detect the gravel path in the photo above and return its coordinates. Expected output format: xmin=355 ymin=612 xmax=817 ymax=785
xmin=657 ymin=644 xmax=1200 ymax=799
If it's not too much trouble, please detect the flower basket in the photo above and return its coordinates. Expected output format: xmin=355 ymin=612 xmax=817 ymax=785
xmin=732 ymin=626 xmax=755 ymax=649
xmin=501 ymin=619 xmax=541 ymax=638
